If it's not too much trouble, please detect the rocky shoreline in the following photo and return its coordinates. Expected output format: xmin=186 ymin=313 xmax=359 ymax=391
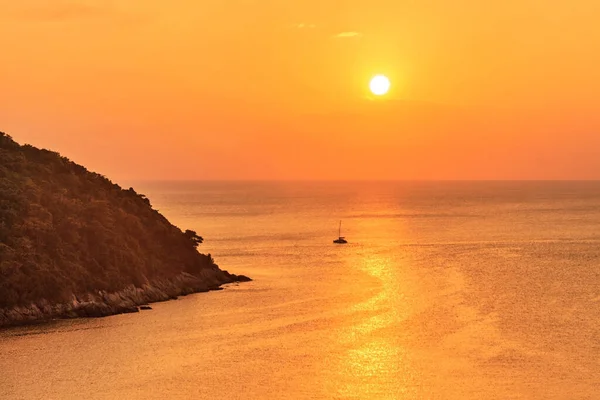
xmin=0 ymin=269 xmax=251 ymax=329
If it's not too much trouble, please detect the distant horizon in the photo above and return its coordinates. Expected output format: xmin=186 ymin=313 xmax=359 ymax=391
xmin=5 ymin=132 xmax=600 ymax=183
xmin=127 ymin=178 xmax=600 ymax=183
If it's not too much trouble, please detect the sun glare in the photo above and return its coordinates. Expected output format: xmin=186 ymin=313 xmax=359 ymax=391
xmin=369 ymin=75 xmax=390 ymax=96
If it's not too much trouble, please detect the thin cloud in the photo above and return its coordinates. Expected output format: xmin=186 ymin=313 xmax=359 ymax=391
xmin=292 ymin=23 xmax=316 ymax=29
xmin=334 ymin=31 xmax=363 ymax=38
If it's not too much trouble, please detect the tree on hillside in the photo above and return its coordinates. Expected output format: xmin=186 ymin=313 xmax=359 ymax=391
xmin=184 ymin=230 xmax=204 ymax=248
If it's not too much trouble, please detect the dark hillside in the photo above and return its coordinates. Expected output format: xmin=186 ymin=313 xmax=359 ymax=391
xmin=0 ymin=132 xmax=249 ymax=327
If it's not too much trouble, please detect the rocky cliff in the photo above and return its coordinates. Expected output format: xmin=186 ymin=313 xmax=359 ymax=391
xmin=0 ymin=132 xmax=250 ymax=328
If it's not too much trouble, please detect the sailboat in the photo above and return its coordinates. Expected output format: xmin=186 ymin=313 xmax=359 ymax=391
xmin=333 ymin=220 xmax=348 ymax=244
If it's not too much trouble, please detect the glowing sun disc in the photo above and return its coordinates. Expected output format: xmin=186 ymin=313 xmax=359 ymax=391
xmin=369 ymin=75 xmax=390 ymax=96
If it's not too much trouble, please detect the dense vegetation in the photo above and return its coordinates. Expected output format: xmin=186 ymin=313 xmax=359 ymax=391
xmin=0 ymin=132 xmax=221 ymax=308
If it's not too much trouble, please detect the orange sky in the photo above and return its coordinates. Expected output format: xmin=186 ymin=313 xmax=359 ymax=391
xmin=1 ymin=0 xmax=600 ymax=180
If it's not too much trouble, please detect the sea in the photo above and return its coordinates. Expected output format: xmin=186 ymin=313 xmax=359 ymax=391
xmin=1 ymin=181 xmax=600 ymax=399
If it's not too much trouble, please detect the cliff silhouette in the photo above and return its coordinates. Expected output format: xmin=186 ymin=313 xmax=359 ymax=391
xmin=0 ymin=132 xmax=250 ymax=328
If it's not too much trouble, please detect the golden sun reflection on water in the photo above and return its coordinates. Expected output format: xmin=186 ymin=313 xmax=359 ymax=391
xmin=327 ymin=250 xmax=424 ymax=399
xmin=345 ymin=255 xmax=404 ymax=335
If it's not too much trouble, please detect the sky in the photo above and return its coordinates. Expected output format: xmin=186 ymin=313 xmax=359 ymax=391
xmin=1 ymin=0 xmax=600 ymax=181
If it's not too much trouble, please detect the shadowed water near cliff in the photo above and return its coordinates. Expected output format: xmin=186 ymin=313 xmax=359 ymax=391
xmin=2 ymin=181 xmax=600 ymax=399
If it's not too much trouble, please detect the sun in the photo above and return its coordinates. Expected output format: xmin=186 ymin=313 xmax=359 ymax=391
xmin=369 ymin=75 xmax=390 ymax=96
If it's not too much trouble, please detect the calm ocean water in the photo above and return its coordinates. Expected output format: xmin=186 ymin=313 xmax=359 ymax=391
xmin=2 ymin=181 xmax=600 ymax=399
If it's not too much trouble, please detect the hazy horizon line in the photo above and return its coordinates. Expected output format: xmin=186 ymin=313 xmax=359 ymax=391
xmin=124 ymin=178 xmax=600 ymax=183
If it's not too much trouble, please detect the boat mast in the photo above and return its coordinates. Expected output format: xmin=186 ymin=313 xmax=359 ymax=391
xmin=339 ymin=220 xmax=341 ymax=237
